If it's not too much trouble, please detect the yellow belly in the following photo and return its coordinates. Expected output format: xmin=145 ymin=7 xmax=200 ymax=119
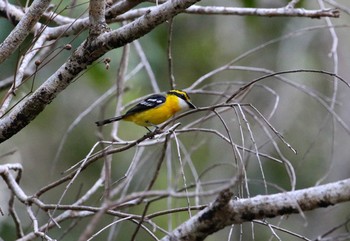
xmin=123 ymin=96 xmax=181 ymax=126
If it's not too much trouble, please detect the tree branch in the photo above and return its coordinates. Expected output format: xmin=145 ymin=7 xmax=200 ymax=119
xmin=89 ymin=0 xmax=108 ymax=35
xmin=0 ymin=0 xmax=50 ymax=64
xmin=111 ymin=5 xmax=340 ymax=22
xmin=161 ymin=179 xmax=350 ymax=241
xmin=185 ymin=5 xmax=340 ymax=18
xmin=0 ymin=0 xmax=201 ymax=143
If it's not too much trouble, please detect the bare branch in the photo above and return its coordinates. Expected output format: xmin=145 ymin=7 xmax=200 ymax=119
xmin=162 ymin=179 xmax=350 ymax=241
xmin=89 ymin=0 xmax=109 ymax=35
xmin=0 ymin=1 xmax=349 ymax=240
xmin=186 ymin=5 xmax=340 ymax=18
xmin=112 ymin=5 xmax=340 ymax=21
xmin=0 ymin=0 xmax=201 ymax=143
xmin=105 ymin=0 xmax=144 ymax=19
xmin=0 ymin=0 xmax=50 ymax=64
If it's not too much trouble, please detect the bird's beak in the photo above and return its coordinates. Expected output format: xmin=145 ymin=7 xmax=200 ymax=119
xmin=187 ymin=101 xmax=196 ymax=109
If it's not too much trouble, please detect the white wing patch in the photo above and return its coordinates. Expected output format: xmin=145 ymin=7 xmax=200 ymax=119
xmin=140 ymin=98 xmax=165 ymax=106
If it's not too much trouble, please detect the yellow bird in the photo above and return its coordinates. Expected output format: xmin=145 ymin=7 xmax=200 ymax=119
xmin=95 ymin=90 xmax=196 ymax=131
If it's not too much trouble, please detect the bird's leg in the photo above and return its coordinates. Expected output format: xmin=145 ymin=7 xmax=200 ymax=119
xmin=143 ymin=122 xmax=161 ymax=139
xmin=144 ymin=126 xmax=152 ymax=132
xmin=146 ymin=122 xmax=161 ymax=131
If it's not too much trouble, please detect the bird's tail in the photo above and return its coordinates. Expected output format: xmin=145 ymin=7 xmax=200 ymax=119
xmin=95 ymin=116 xmax=124 ymax=126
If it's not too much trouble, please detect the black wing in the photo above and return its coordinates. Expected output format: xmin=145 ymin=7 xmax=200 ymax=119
xmin=123 ymin=94 xmax=166 ymax=117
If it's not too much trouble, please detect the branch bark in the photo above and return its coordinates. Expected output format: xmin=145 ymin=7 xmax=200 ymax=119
xmin=0 ymin=0 xmax=201 ymax=143
xmin=185 ymin=5 xmax=340 ymax=18
xmin=161 ymin=179 xmax=350 ymax=241
xmin=110 ymin=5 xmax=340 ymax=22
xmin=2 ymin=161 xmax=350 ymax=240
xmin=0 ymin=0 xmax=50 ymax=64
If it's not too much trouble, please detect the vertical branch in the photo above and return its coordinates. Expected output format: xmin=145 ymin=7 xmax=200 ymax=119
xmin=103 ymin=155 xmax=112 ymax=201
xmin=166 ymin=141 xmax=173 ymax=231
xmin=130 ymin=133 xmax=171 ymax=240
xmin=316 ymin=0 xmax=339 ymax=186
xmin=111 ymin=43 xmax=130 ymax=140
xmin=317 ymin=0 xmax=339 ymax=110
xmin=5 ymin=164 xmax=25 ymax=238
xmin=173 ymin=132 xmax=192 ymax=216
xmin=235 ymin=105 xmax=268 ymax=194
xmin=89 ymin=0 xmax=109 ymax=36
xmin=167 ymin=18 xmax=176 ymax=89
xmin=9 ymin=193 xmax=24 ymax=238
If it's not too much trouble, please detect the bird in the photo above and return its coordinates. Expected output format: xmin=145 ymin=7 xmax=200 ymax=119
xmin=95 ymin=89 xmax=196 ymax=131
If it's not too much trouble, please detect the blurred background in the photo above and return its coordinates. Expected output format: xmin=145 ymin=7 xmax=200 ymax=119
xmin=0 ymin=0 xmax=350 ymax=240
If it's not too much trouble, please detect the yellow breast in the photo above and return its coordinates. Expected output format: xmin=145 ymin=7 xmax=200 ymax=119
xmin=123 ymin=95 xmax=181 ymax=126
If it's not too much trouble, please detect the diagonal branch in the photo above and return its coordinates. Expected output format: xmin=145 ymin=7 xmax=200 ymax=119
xmin=0 ymin=0 xmax=51 ymax=64
xmin=0 ymin=0 xmax=201 ymax=143
xmin=161 ymin=179 xmax=350 ymax=241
